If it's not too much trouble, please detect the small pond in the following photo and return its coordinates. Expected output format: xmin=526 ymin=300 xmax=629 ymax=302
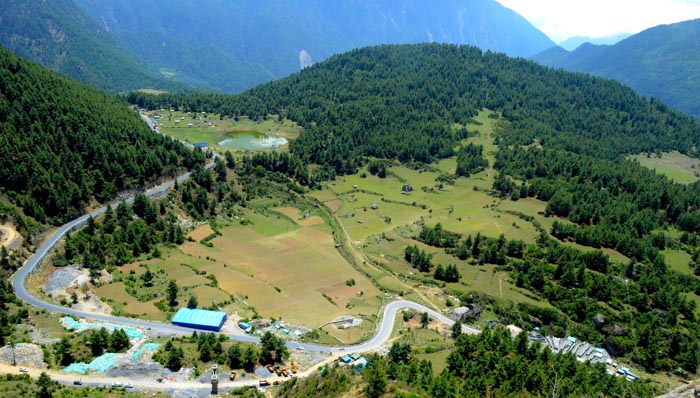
xmin=218 ymin=131 xmax=288 ymax=150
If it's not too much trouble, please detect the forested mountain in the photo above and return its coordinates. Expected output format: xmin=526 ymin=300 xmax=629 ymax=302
xmin=533 ymin=19 xmax=700 ymax=118
xmin=0 ymin=45 xmax=204 ymax=224
xmin=73 ymin=0 xmax=553 ymax=92
xmin=130 ymin=43 xmax=700 ymax=169
xmin=130 ymin=43 xmax=700 ymax=373
xmin=0 ymin=0 xmax=186 ymax=92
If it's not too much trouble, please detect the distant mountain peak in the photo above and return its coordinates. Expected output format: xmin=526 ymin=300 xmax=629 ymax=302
xmin=534 ymin=18 xmax=700 ymax=118
xmin=556 ymin=33 xmax=630 ymax=51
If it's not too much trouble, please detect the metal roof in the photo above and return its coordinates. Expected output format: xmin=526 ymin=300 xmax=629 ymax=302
xmin=171 ymin=308 xmax=227 ymax=329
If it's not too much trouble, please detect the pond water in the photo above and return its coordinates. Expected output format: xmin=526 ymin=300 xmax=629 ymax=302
xmin=218 ymin=131 xmax=288 ymax=150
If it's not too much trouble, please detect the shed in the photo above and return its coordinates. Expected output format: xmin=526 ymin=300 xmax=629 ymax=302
xmin=350 ymin=353 xmax=361 ymax=361
xmin=341 ymin=355 xmax=352 ymax=363
xmin=194 ymin=142 xmax=209 ymax=149
xmin=171 ymin=308 xmax=227 ymax=331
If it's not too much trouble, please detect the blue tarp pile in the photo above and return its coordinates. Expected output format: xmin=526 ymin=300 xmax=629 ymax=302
xmin=62 ymin=353 xmax=118 ymax=374
xmin=131 ymin=343 xmax=161 ymax=361
xmin=61 ymin=316 xmax=144 ymax=339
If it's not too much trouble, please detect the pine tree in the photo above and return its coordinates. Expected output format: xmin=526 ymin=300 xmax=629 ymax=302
xmin=363 ymin=355 xmax=387 ymax=398
xmin=187 ymin=295 xmax=198 ymax=309
xmin=451 ymin=320 xmax=462 ymax=339
xmin=110 ymin=328 xmax=131 ymax=352
xmin=227 ymin=343 xmax=243 ymax=369
xmin=167 ymin=280 xmax=179 ymax=306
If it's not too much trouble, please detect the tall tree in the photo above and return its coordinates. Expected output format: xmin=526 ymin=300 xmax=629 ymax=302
xmin=187 ymin=295 xmax=198 ymax=309
xmin=227 ymin=343 xmax=243 ymax=369
xmin=242 ymin=345 xmax=258 ymax=371
xmin=259 ymin=331 xmax=289 ymax=364
xmin=420 ymin=312 xmax=430 ymax=328
xmin=167 ymin=280 xmax=179 ymax=306
xmin=110 ymin=328 xmax=131 ymax=352
xmin=36 ymin=372 xmax=53 ymax=398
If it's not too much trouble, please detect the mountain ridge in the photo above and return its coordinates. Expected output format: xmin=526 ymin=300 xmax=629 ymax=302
xmin=0 ymin=0 xmax=554 ymax=93
xmin=533 ymin=18 xmax=700 ymax=118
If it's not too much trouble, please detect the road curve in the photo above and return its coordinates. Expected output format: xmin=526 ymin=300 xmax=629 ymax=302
xmin=9 ymin=114 xmax=479 ymax=382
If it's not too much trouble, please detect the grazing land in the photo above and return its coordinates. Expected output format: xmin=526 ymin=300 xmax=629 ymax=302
xmin=310 ymin=110 xmax=623 ymax=308
xmin=94 ymin=282 xmax=163 ymax=320
xmin=144 ymin=110 xmax=302 ymax=153
xmin=629 ymin=151 xmax=700 ymax=184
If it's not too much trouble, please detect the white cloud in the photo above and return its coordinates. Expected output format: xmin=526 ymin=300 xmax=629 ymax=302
xmin=496 ymin=0 xmax=700 ymax=42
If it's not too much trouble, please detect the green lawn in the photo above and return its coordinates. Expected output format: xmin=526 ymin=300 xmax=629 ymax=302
xmin=415 ymin=350 xmax=451 ymax=373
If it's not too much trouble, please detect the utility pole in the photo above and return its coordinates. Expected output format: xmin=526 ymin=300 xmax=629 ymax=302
xmin=11 ymin=341 xmax=16 ymax=366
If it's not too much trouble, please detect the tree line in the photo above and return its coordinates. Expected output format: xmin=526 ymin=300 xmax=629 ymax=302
xmin=278 ymin=328 xmax=657 ymax=398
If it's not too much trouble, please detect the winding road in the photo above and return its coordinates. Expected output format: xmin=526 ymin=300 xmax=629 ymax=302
xmin=8 ymin=114 xmax=478 ymax=393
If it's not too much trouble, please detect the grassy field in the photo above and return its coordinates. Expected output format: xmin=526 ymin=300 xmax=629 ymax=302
xmin=629 ymin=151 xmax=700 ymax=184
xmin=311 ymin=110 xmax=543 ymax=246
xmin=415 ymin=350 xmax=451 ymax=373
xmin=663 ymin=249 xmax=693 ymax=276
xmin=94 ymin=282 xmax=164 ymax=320
xmin=190 ymin=210 xmax=383 ymax=327
xmin=684 ymin=292 xmax=700 ymax=317
xmin=144 ymin=110 xmax=302 ymax=154
xmin=310 ymin=110 xmax=582 ymax=311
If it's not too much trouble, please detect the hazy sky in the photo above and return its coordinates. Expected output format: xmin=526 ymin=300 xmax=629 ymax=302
xmin=495 ymin=0 xmax=700 ymax=42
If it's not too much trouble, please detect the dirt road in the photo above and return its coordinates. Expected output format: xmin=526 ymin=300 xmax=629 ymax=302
xmin=0 ymin=223 xmax=21 ymax=250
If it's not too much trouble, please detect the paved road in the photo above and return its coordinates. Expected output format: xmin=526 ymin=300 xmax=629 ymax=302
xmin=8 ymin=113 xmax=479 ymax=391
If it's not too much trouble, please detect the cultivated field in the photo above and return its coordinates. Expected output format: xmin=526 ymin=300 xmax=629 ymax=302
xmin=104 ymin=206 xmax=382 ymax=329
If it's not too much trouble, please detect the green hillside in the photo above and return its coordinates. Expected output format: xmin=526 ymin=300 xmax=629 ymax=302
xmin=0 ymin=45 xmax=204 ymax=224
xmin=0 ymin=0 xmax=187 ymax=92
xmin=533 ymin=19 xmax=700 ymax=118
xmin=131 ymin=43 xmax=700 ymax=167
xmin=130 ymin=43 xmax=700 ymax=374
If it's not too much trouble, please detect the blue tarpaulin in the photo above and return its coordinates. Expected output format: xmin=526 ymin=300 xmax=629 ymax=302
xmin=62 ymin=353 xmax=118 ymax=374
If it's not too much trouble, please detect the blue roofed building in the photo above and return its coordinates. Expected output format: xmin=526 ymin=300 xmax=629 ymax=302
xmin=171 ymin=308 xmax=227 ymax=331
